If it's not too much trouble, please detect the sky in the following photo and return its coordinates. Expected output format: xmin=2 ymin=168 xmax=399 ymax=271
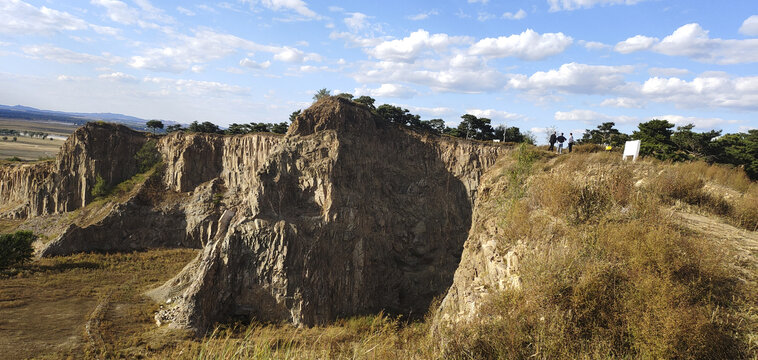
xmin=0 ymin=0 xmax=757 ymax=141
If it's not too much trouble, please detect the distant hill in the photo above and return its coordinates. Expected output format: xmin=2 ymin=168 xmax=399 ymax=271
xmin=0 ymin=104 xmax=178 ymax=131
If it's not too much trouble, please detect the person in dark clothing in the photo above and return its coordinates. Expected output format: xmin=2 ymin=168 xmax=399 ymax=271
xmin=568 ymin=133 xmax=574 ymax=153
xmin=548 ymin=132 xmax=556 ymax=152
xmin=556 ymin=132 xmax=567 ymax=154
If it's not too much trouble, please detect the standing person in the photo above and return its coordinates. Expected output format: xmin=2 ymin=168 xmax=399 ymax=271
xmin=568 ymin=133 xmax=574 ymax=153
xmin=556 ymin=132 xmax=566 ymax=154
xmin=548 ymin=132 xmax=556 ymax=152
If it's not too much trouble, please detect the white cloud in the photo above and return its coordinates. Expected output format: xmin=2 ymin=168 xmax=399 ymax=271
xmin=614 ymin=34 xmax=657 ymax=53
xmin=241 ymin=0 xmax=319 ymax=19
xmin=90 ymin=24 xmax=120 ymax=36
xmin=98 ymin=72 xmax=137 ymax=82
xmin=555 ymin=109 xmax=637 ymax=124
xmin=465 ymin=109 xmax=524 ymax=121
xmin=144 ymin=76 xmax=249 ymax=96
xmin=56 ymin=75 xmax=89 ymax=81
xmin=354 ymin=83 xmax=417 ymax=98
xmin=468 ymin=29 xmax=573 ymax=60
xmin=239 ymin=58 xmax=271 ymax=69
xmin=477 ymin=12 xmax=496 ymax=22
xmin=177 ymin=6 xmax=195 ymax=16
xmin=298 ymin=65 xmax=329 ymax=72
xmin=648 ymin=67 xmax=690 ymax=77
xmin=640 ymin=74 xmax=758 ymax=110
xmin=468 ymin=0 xmax=489 ymax=3
xmin=508 ymin=62 xmax=635 ymax=95
xmin=328 ymin=6 xmax=344 ymax=12
xmin=91 ymin=0 xmax=139 ymax=24
xmin=344 ymin=12 xmax=369 ymax=31
xmin=548 ymin=0 xmax=648 ymax=12
xmin=0 ymin=0 xmax=88 ymax=35
xmin=599 ymin=97 xmax=644 ymax=108
xmin=403 ymin=105 xmax=456 ymax=118
xmin=368 ymin=30 xmax=473 ymax=62
xmin=354 ymin=60 xmax=506 ymax=93
xmin=408 ymin=10 xmax=438 ymax=21
xmin=129 ymin=28 xmax=317 ymax=72
xmin=579 ymin=40 xmax=610 ymax=50
xmin=22 ymin=44 xmax=118 ymax=64
xmin=655 ymin=115 xmax=729 ymax=128
xmin=617 ymin=23 xmax=758 ymax=64
xmin=502 ymin=9 xmax=526 ymax=20
xmin=739 ymin=15 xmax=758 ymax=36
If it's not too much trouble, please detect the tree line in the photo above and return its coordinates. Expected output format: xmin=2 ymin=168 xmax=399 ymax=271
xmin=579 ymin=120 xmax=758 ymax=180
xmin=306 ymin=89 xmax=535 ymax=144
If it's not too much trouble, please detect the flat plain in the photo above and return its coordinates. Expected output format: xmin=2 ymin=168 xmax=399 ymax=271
xmin=0 ymin=118 xmax=75 ymax=160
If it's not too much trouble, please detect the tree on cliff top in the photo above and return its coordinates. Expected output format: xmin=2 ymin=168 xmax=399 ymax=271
xmin=313 ymin=88 xmax=331 ymax=102
xmin=146 ymin=120 xmax=164 ymax=134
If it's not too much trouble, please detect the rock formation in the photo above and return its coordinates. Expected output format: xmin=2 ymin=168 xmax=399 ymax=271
xmin=1 ymin=97 xmax=507 ymax=332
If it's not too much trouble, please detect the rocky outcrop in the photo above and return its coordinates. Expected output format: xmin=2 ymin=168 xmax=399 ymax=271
xmin=0 ymin=123 xmax=147 ymax=218
xmin=153 ymin=98 xmax=506 ymax=332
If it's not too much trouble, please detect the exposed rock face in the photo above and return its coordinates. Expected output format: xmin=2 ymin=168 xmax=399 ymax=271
xmin=0 ymin=123 xmax=147 ymax=218
xmin=433 ymin=156 xmax=524 ymax=327
xmin=154 ymin=98 xmax=506 ymax=332
xmin=2 ymin=98 xmax=508 ymax=332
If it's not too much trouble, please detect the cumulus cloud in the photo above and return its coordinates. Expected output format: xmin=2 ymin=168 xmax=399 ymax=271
xmin=465 ymin=109 xmax=525 ymax=121
xmin=354 ymin=83 xmax=417 ymax=98
xmin=654 ymin=114 xmax=731 ymax=128
xmin=353 ymin=59 xmax=507 ymax=93
xmin=502 ymin=9 xmax=527 ymax=20
xmin=130 ymin=28 xmax=317 ymax=72
xmin=507 ymin=62 xmax=635 ymax=95
xmin=468 ymin=29 xmax=573 ymax=60
xmin=648 ymin=67 xmax=690 ymax=77
xmin=599 ymin=97 xmax=644 ymax=108
xmin=548 ymin=0 xmax=648 ymax=12
xmin=554 ymin=109 xmax=637 ymax=124
xmin=0 ymin=0 xmax=88 ymax=35
xmin=239 ymin=58 xmax=271 ymax=69
xmin=579 ymin=40 xmax=610 ymax=50
xmin=91 ymin=0 xmax=139 ymax=24
xmin=614 ymin=35 xmax=657 ymax=53
xmin=640 ymin=73 xmax=758 ymax=110
xmin=22 ymin=44 xmax=118 ymax=64
xmin=368 ymin=30 xmax=472 ymax=62
xmin=739 ymin=15 xmax=758 ymax=36
xmin=616 ymin=23 xmax=758 ymax=64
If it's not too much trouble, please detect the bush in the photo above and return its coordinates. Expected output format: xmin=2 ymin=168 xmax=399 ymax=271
xmin=0 ymin=231 xmax=36 ymax=270
xmin=135 ymin=140 xmax=161 ymax=173
xmin=91 ymin=175 xmax=110 ymax=198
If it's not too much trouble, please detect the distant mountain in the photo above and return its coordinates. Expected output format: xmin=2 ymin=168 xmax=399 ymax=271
xmin=0 ymin=104 xmax=178 ymax=130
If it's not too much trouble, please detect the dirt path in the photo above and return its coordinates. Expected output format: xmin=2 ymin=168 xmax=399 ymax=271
xmin=675 ymin=211 xmax=758 ymax=285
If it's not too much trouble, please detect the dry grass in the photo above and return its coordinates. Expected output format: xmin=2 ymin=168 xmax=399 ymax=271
xmin=0 ymin=135 xmax=65 ymax=161
xmin=440 ymin=147 xmax=756 ymax=359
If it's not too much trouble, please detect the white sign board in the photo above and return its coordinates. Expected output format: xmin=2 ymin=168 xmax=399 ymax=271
xmin=622 ymin=140 xmax=641 ymax=161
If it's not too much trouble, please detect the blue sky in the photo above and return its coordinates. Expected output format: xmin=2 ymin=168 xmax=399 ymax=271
xmin=0 ymin=0 xmax=756 ymax=141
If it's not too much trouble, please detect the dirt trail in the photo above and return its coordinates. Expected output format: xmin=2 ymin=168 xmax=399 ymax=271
xmin=675 ymin=211 xmax=758 ymax=285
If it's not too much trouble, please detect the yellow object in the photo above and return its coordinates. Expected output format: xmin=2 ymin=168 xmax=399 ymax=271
xmin=605 ymin=145 xmax=612 ymax=151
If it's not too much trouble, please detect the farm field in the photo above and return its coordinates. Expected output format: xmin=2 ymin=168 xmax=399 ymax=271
xmin=0 ymin=118 xmax=76 ymax=160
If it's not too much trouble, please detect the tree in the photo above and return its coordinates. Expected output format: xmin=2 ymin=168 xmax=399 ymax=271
xmin=313 ymin=88 xmax=331 ymax=101
xmin=166 ymin=124 xmax=183 ymax=133
xmin=420 ymin=119 xmax=446 ymax=134
xmin=671 ymin=124 xmax=721 ymax=161
xmin=713 ymin=130 xmax=758 ymax=180
xmin=270 ymin=122 xmax=289 ymax=134
xmin=289 ymin=110 xmax=302 ymax=122
xmin=336 ymin=93 xmax=354 ymax=100
xmin=187 ymin=121 xmax=222 ymax=134
xmin=146 ymin=120 xmax=164 ymax=134
xmin=354 ymin=96 xmax=376 ymax=109
xmin=376 ymin=104 xmax=420 ymax=126
xmin=494 ymin=126 xmax=533 ymax=144
xmin=0 ymin=231 xmax=36 ymax=270
xmin=632 ymin=119 xmax=684 ymax=161
xmin=457 ymin=114 xmax=494 ymax=140
xmin=579 ymin=122 xmax=629 ymax=147
xmin=12 ymin=136 xmax=16 ymax=142
xmin=1 ymin=136 xmax=6 ymax=141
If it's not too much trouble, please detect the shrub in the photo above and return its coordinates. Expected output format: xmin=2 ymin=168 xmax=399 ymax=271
xmin=135 ymin=140 xmax=161 ymax=173
xmin=573 ymin=143 xmax=602 ymax=153
xmin=0 ymin=231 xmax=36 ymax=270
xmin=91 ymin=175 xmax=110 ymax=198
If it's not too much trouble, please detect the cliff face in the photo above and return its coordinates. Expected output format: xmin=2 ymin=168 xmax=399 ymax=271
xmin=2 ymin=98 xmax=507 ymax=332
xmin=0 ymin=123 xmax=147 ymax=218
xmin=153 ymin=98 xmax=506 ymax=331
